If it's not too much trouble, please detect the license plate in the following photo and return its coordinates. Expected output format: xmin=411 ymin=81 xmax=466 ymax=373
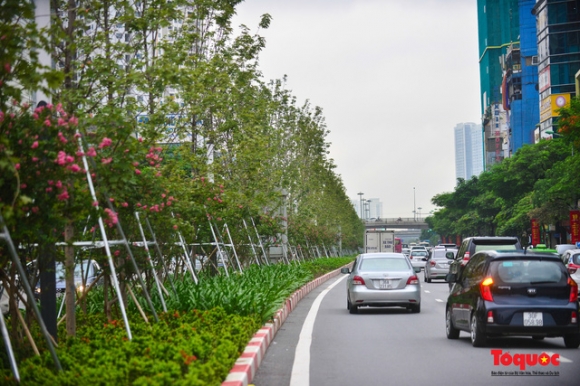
xmin=379 ymin=279 xmax=392 ymax=290
xmin=523 ymin=312 xmax=543 ymax=326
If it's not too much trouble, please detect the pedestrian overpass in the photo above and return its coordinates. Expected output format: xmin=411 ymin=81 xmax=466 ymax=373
xmin=364 ymin=217 xmax=429 ymax=230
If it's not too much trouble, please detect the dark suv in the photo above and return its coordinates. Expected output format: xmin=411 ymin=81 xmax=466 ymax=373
xmin=448 ymin=237 xmax=521 ymax=288
xmin=445 ymin=250 xmax=580 ymax=347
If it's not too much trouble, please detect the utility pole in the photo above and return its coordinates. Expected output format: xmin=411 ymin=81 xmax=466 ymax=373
xmin=358 ymin=192 xmax=364 ymax=219
xmin=413 ymin=187 xmax=416 ymax=221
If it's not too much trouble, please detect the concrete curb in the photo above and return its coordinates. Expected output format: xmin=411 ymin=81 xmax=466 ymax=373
xmin=221 ymin=265 xmax=347 ymax=386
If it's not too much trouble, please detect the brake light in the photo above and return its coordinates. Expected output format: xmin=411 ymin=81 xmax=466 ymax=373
xmin=409 ymin=256 xmax=413 ymax=259
xmin=352 ymin=275 xmax=366 ymax=285
xmin=569 ymin=278 xmax=578 ymax=303
xmin=461 ymin=251 xmax=470 ymax=266
xmin=430 ymin=260 xmax=436 ymax=267
xmin=480 ymin=277 xmax=494 ymax=301
xmin=406 ymin=275 xmax=419 ymax=285
xmin=487 ymin=310 xmax=494 ymax=323
xmin=572 ymin=311 xmax=578 ymax=324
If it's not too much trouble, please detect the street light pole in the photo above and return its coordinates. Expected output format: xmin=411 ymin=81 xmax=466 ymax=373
xmin=413 ymin=187 xmax=416 ymax=221
xmin=358 ymin=192 xmax=364 ymax=219
xmin=418 ymin=207 xmax=422 ymax=220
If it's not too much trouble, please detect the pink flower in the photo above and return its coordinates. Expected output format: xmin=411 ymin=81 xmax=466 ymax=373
xmin=56 ymin=151 xmax=66 ymax=165
xmin=76 ymin=151 xmax=85 ymax=157
xmin=89 ymin=227 xmax=95 ymax=233
xmin=70 ymin=164 xmax=81 ymax=172
xmin=132 ymin=162 xmax=139 ymax=167
xmin=74 ymin=133 xmax=81 ymax=139
xmin=173 ymin=225 xmax=178 ymax=230
xmin=161 ymin=193 xmax=166 ymax=198
xmin=57 ymin=191 xmax=69 ymax=201
xmin=56 ymin=180 xmax=62 ymax=189
xmin=68 ymin=116 xmax=78 ymax=126
xmin=46 ymin=187 xmax=53 ymax=192
xmin=92 ymin=201 xmax=99 ymax=207
xmin=20 ymin=183 xmax=27 ymax=189
xmin=31 ymin=141 xmax=39 ymax=149
xmin=32 ymin=157 xmax=39 ymax=162
xmin=134 ymin=169 xmax=141 ymax=175
xmin=31 ymin=207 xmax=39 ymax=214
xmin=138 ymin=137 xmax=143 ymax=142
xmin=136 ymin=203 xmax=141 ymax=207
xmin=86 ymin=147 xmax=97 ymax=157
xmin=114 ymin=250 xmax=121 ymax=256
xmin=101 ymin=157 xmax=112 ymax=164
xmin=98 ymin=137 xmax=112 ymax=149
xmin=65 ymin=155 xmax=74 ymax=163
xmin=43 ymin=119 xmax=51 ymax=127
xmin=122 ymin=202 xmax=129 ymax=207
xmin=48 ymin=180 xmax=53 ymax=185
xmin=58 ymin=132 xmax=68 ymax=143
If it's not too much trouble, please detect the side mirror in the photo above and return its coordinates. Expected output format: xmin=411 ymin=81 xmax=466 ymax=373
xmin=414 ymin=267 xmax=421 ymax=273
xmin=340 ymin=267 xmax=350 ymax=274
xmin=445 ymin=252 xmax=455 ymax=260
xmin=445 ymin=273 xmax=457 ymax=283
xmin=422 ymin=257 xmax=428 ymax=261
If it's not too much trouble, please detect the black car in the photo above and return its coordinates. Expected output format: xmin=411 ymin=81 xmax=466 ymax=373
xmin=445 ymin=250 xmax=580 ymax=348
xmin=448 ymin=236 xmax=521 ymax=289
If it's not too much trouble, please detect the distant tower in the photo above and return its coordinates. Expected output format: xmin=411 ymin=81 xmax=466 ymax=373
xmin=455 ymin=122 xmax=484 ymax=183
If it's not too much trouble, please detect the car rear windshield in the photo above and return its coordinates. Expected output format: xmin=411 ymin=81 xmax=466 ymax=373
xmin=360 ymin=258 xmax=410 ymax=272
xmin=474 ymin=244 xmax=517 ymax=253
xmin=491 ymin=260 xmax=565 ymax=284
xmin=432 ymin=250 xmax=456 ymax=259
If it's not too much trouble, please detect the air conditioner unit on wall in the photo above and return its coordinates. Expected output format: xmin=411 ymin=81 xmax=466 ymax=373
xmin=531 ymin=56 xmax=539 ymax=65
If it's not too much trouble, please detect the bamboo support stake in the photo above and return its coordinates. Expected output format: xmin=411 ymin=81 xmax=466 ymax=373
xmin=127 ymin=285 xmax=149 ymax=325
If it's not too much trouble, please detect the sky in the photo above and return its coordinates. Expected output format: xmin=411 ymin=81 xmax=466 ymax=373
xmin=232 ymin=0 xmax=482 ymax=218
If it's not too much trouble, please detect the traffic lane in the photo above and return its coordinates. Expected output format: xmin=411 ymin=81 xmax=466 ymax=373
xmin=251 ymin=276 xmax=343 ymax=386
xmin=310 ymin=278 xmax=580 ymax=386
xmin=252 ymin=275 xmax=580 ymax=386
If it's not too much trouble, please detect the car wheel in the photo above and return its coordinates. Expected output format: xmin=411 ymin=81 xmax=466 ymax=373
xmin=446 ymin=307 xmax=459 ymax=339
xmin=470 ymin=313 xmax=486 ymax=347
xmin=563 ymin=333 xmax=580 ymax=348
xmin=349 ymin=303 xmax=358 ymax=314
xmin=424 ymin=272 xmax=431 ymax=283
xmin=410 ymin=303 xmax=421 ymax=313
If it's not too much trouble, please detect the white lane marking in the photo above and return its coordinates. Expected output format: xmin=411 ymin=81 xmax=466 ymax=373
xmin=435 ymin=299 xmax=444 ymax=302
xmin=289 ymin=275 xmax=347 ymax=386
xmin=424 ymin=290 xmax=431 ymax=293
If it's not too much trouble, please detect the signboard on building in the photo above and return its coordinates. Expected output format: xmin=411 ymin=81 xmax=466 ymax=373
xmin=539 ymin=65 xmax=550 ymax=93
xmin=539 ymin=93 xmax=570 ymax=122
xmin=570 ymin=210 xmax=580 ymax=244
xmin=531 ymin=219 xmax=541 ymax=246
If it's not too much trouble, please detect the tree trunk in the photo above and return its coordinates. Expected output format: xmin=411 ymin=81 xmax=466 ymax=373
xmin=64 ymin=220 xmax=75 ymax=336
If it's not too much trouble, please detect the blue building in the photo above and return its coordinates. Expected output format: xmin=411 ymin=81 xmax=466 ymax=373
xmin=504 ymin=0 xmax=540 ymax=155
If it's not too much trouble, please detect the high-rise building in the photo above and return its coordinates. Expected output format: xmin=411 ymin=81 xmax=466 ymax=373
xmin=532 ymin=0 xmax=580 ymax=139
xmin=454 ymin=122 xmax=484 ymax=182
xmin=502 ymin=0 xmax=540 ymax=156
xmin=477 ymin=0 xmax=520 ymax=167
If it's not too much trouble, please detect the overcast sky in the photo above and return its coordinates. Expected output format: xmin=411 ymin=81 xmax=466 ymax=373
xmin=232 ymin=0 xmax=481 ymax=218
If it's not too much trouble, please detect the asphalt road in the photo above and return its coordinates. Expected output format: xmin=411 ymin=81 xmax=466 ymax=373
xmin=252 ymin=274 xmax=580 ymax=386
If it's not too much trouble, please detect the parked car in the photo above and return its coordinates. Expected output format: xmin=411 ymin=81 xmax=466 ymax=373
xmin=561 ymin=249 xmax=580 ymax=290
xmin=341 ymin=253 xmax=422 ymax=314
xmin=409 ymin=249 xmax=429 ymax=270
xmin=445 ymin=250 xmax=580 ymax=348
xmin=424 ymin=247 xmax=457 ymax=282
xmin=31 ymin=259 xmax=102 ymax=298
xmin=448 ymin=236 xmax=521 ymax=289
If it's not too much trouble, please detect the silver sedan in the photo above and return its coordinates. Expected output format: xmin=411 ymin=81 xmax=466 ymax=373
xmin=341 ymin=253 xmax=422 ymax=314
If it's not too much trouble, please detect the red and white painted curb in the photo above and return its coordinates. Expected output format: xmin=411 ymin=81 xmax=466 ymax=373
xmin=221 ymin=265 xmax=348 ymax=386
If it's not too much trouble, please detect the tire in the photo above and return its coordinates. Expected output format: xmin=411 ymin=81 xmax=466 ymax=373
xmin=563 ymin=333 xmax=580 ymax=348
xmin=446 ymin=307 xmax=459 ymax=339
xmin=346 ymin=299 xmax=350 ymax=311
xmin=410 ymin=303 xmax=421 ymax=313
xmin=424 ymin=271 xmax=431 ymax=283
xmin=470 ymin=313 xmax=487 ymax=347
xmin=349 ymin=303 xmax=358 ymax=314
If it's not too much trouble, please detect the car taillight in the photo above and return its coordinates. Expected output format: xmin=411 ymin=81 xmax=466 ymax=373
xmin=409 ymin=255 xmax=413 ymax=259
xmin=352 ymin=275 xmax=365 ymax=285
xmin=460 ymin=251 xmax=470 ymax=266
xmin=572 ymin=311 xmax=578 ymax=324
xmin=480 ymin=277 xmax=494 ymax=301
xmin=569 ymin=278 xmax=578 ymax=303
xmin=430 ymin=260 xmax=436 ymax=266
xmin=406 ymin=275 xmax=419 ymax=285
xmin=487 ymin=310 xmax=494 ymax=323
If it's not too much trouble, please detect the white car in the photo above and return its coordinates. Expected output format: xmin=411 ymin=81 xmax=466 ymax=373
xmin=561 ymin=249 xmax=580 ymax=290
xmin=409 ymin=249 xmax=429 ymax=270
